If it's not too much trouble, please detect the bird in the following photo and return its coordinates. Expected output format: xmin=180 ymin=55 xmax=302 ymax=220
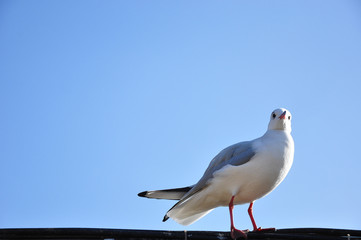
xmin=138 ymin=108 xmax=294 ymax=239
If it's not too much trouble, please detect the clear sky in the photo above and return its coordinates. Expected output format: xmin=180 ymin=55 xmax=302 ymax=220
xmin=1 ymin=0 xmax=361 ymax=232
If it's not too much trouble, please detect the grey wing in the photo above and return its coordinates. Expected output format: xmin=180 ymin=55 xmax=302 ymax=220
xmin=203 ymin=140 xmax=255 ymax=175
xmin=185 ymin=140 xmax=255 ymax=197
xmin=164 ymin=141 xmax=256 ymax=219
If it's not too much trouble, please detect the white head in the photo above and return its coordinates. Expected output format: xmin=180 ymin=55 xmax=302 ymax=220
xmin=268 ymin=108 xmax=292 ymax=132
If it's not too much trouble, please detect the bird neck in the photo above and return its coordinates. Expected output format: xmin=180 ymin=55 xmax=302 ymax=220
xmin=264 ymin=129 xmax=292 ymax=137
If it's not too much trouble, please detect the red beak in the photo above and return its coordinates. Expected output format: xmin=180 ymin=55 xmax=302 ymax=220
xmin=279 ymin=111 xmax=286 ymax=119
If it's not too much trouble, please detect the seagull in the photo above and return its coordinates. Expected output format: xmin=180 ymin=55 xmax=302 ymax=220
xmin=138 ymin=108 xmax=294 ymax=239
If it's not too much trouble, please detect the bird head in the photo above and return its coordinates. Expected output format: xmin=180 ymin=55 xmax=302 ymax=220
xmin=267 ymin=108 xmax=292 ymax=132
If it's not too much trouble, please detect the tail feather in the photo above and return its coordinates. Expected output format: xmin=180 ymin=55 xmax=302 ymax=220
xmin=138 ymin=185 xmax=212 ymax=225
xmin=163 ymin=188 xmax=214 ymax=225
xmin=138 ymin=186 xmax=193 ymax=200
xmin=165 ymin=208 xmax=213 ymax=225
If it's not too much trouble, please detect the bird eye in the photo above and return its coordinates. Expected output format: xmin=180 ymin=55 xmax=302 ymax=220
xmin=288 ymin=116 xmax=291 ymax=120
xmin=272 ymin=113 xmax=276 ymax=119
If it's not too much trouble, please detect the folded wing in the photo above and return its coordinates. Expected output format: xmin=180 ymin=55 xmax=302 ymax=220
xmin=163 ymin=141 xmax=256 ymax=224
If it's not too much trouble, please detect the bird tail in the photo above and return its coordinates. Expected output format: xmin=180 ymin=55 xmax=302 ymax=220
xmin=164 ymin=208 xmax=213 ymax=226
xmin=138 ymin=186 xmax=193 ymax=200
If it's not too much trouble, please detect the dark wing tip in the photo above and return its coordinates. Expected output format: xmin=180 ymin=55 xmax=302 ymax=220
xmin=162 ymin=215 xmax=169 ymax=222
xmin=138 ymin=191 xmax=148 ymax=197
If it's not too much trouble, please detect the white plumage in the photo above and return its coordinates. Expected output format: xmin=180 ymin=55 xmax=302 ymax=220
xmin=138 ymin=108 xmax=294 ymax=239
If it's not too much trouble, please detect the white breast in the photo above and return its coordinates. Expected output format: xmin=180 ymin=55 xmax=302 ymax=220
xmin=207 ymin=130 xmax=294 ymax=206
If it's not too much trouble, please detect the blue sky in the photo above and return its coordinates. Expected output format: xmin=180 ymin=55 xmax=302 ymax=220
xmin=1 ymin=0 xmax=361 ymax=231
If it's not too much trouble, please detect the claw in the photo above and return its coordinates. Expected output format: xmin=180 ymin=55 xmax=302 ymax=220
xmin=252 ymin=227 xmax=276 ymax=232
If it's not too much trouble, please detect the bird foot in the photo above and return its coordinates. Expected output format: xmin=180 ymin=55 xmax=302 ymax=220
xmin=231 ymin=228 xmax=248 ymax=239
xmin=251 ymin=227 xmax=276 ymax=232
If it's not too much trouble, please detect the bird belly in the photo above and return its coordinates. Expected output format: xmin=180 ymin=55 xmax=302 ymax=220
xmin=166 ymin=132 xmax=294 ymax=221
xmin=208 ymin=149 xmax=293 ymax=206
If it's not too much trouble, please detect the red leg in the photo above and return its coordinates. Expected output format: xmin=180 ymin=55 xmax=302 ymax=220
xmin=247 ymin=201 xmax=275 ymax=232
xmin=229 ymin=196 xmax=247 ymax=239
xmin=248 ymin=202 xmax=259 ymax=231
